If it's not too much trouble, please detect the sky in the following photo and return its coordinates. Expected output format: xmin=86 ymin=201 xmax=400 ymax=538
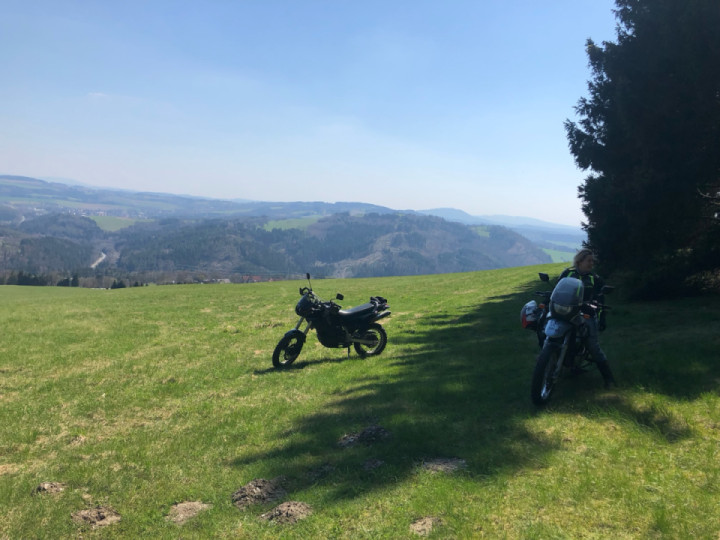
xmin=1 ymin=1 xmax=619 ymax=227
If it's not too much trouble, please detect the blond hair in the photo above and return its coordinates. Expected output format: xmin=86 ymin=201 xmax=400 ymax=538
xmin=573 ymin=248 xmax=594 ymax=268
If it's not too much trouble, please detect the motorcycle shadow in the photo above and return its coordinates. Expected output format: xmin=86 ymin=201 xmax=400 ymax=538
xmin=253 ymin=355 xmax=353 ymax=375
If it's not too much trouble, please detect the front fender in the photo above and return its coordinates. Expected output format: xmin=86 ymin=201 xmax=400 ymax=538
xmin=284 ymin=329 xmax=307 ymax=344
xmin=544 ymin=318 xmax=573 ymax=339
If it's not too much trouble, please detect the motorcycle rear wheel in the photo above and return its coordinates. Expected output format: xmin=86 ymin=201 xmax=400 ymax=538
xmin=531 ymin=345 xmax=561 ymax=406
xmin=353 ymin=323 xmax=387 ymax=358
xmin=272 ymin=332 xmax=305 ymax=368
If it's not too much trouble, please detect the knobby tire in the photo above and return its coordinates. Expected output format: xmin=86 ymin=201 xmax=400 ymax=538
xmin=353 ymin=323 xmax=387 ymax=358
xmin=531 ymin=345 xmax=561 ymax=406
xmin=272 ymin=332 xmax=304 ymax=368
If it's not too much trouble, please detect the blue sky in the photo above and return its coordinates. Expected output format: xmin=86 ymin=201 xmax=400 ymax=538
xmin=1 ymin=1 xmax=618 ymax=227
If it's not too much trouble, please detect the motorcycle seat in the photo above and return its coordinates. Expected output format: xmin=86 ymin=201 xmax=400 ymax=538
xmin=338 ymin=302 xmax=375 ymax=318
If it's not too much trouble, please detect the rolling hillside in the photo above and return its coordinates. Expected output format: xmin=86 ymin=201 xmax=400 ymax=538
xmin=0 ymin=175 xmax=564 ymax=283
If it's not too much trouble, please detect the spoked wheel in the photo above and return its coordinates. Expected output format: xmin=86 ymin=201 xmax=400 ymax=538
xmin=353 ymin=323 xmax=387 ymax=358
xmin=531 ymin=345 xmax=561 ymax=406
xmin=272 ymin=331 xmax=305 ymax=369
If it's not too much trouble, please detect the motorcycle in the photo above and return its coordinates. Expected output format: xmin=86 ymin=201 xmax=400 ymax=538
xmin=272 ymin=273 xmax=391 ymax=369
xmin=522 ymin=272 xmax=613 ymax=405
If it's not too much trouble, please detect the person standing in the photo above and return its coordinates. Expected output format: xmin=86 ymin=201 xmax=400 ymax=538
xmin=560 ymin=249 xmax=616 ymax=388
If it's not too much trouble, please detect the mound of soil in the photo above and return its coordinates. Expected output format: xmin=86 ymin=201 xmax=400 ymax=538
xmin=260 ymin=501 xmax=312 ymax=524
xmin=410 ymin=516 xmax=444 ymax=536
xmin=166 ymin=501 xmax=212 ymax=525
xmin=33 ymin=482 xmax=66 ymax=495
xmin=71 ymin=506 xmax=121 ymax=529
xmin=232 ymin=477 xmax=287 ymax=509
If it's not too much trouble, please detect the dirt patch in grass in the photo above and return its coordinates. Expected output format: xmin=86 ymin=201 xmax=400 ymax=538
xmin=33 ymin=482 xmax=67 ymax=495
xmin=260 ymin=501 xmax=313 ymax=524
xmin=69 ymin=435 xmax=86 ymax=446
xmin=0 ymin=463 xmax=21 ymax=475
xmin=232 ymin=477 xmax=287 ymax=509
xmin=71 ymin=506 xmax=121 ymax=529
xmin=338 ymin=424 xmax=391 ymax=447
xmin=307 ymin=463 xmax=335 ymax=481
xmin=421 ymin=458 xmax=467 ymax=473
xmin=166 ymin=501 xmax=212 ymax=525
xmin=363 ymin=458 xmax=386 ymax=471
xmin=410 ymin=516 xmax=444 ymax=536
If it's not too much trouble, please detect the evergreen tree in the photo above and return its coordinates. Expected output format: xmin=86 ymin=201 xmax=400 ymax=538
xmin=565 ymin=0 xmax=720 ymax=297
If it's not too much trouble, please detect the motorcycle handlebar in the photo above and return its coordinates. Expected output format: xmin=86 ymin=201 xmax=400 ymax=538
xmin=584 ymin=300 xmax=611 ymax=311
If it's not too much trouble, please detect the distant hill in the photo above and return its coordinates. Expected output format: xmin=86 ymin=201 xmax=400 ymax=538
xmin=417 ymin=208 xmax=585 ymax=257
xmin=0 ymin=174 xmax=583 ymax=231
xmin=418 ymin=207 xmax=577 ymax=229
xmin=0 ymin=175 xmax=245 ymax=218
xmin=0 ymin=175 xmax=573 ymax=283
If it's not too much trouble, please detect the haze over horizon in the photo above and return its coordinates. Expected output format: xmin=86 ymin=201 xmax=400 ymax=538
xmin=1 ymin=1 xmax=617 ymax=227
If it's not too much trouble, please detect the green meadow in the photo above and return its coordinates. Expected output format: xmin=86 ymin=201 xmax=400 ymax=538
xmin=90 ymin=216 xmax=150 ymax=231
xmin=1 ymin=264 xmax=719 ymax=538
xmin=543 ymin=248 xmax=574 ymax=263
xmin=263 ymin=216 xmax=322 ymax=231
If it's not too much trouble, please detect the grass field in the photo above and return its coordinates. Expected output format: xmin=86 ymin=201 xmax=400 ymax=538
xmin=263 ymin=216 xmax=322 ymax=231
xmin=542 ymin=248 xmax=574 ymax=263
xmin=1 ymin=264 xmax=719 ymax=538
xmin=90 ymin=216 xmax=150 ymax=231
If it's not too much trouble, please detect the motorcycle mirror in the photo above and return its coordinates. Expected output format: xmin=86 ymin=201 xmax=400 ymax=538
xmin=306 ymin=273 xmax=311 ymax=280
xmin=336 ymin=293 xmax=344 ymax=301
xmin=538 ymin=272 xmax=549 ymax=282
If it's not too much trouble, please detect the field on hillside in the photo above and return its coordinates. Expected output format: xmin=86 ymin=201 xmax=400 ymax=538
xmin=541 ymin=248 xmax=573 ymax=263
xmin=2 ymin=265 xmax=720 ymax=538
xmin=90 ymin=216 xmax=150 ymax=231
xmin=262 ymin=216 xmax=322 ymax=231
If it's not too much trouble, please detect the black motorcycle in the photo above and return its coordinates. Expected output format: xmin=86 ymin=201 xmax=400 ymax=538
xmin=272 ymin=274 xmax=391 ymax=369
xmin=522 ymin=272 xmax=613 ymax=405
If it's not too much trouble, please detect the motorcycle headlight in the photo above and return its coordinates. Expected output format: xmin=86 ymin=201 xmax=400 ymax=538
xmin=296 ymin=295 xmax=316 ymax=317
xmin=551 ymin=302 xmax=574 ymax=316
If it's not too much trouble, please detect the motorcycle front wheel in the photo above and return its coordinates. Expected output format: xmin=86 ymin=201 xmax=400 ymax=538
xmin=272 ymin=331 xmax=305 ymax=368
xmin=353 ymin=323 xmax=387 ymax=358
xmin=531 ymin=345 xmax=561 ymax=406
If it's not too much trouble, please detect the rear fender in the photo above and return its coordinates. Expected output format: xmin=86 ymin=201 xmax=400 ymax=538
xmin=348 ymin=310 xmax=391 ymax=331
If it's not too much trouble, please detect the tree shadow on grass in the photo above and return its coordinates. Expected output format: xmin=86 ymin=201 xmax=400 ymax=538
xmin=229 ymin=273 xmax=719 ymax=506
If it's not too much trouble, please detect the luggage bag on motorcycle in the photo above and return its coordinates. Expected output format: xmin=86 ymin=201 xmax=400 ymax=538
xmin=521 ymin=300 xmax=541 ymax=330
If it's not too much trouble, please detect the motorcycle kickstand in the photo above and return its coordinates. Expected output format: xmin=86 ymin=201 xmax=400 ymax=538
xmin=347 ymin=347 xmax=351 ymax=358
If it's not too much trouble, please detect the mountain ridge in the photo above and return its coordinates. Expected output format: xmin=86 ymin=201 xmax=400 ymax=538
xmin=0 ymin=174 xmax=584 ymax=235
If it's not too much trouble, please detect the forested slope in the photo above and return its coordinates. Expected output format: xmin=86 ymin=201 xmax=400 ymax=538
xmin=0 ymin=212 xmax=550 ymax=283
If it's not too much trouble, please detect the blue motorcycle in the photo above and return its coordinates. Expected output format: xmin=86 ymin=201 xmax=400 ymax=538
xmin=526 ymin=273 xmax=613 ymax=405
